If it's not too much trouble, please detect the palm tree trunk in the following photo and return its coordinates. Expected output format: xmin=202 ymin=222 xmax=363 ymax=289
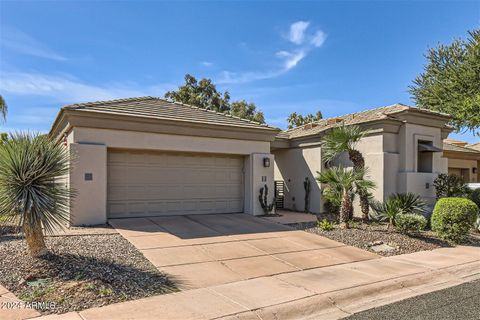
xmin=340 ymin=191 xmax=351 ymax=229
xmin=23 ymin=220 xmax=47 ymax=257
xmin=360 ymin=192 xmax=370 ymax=221
xmin=349 ymin=149 xmax=370 ymax=221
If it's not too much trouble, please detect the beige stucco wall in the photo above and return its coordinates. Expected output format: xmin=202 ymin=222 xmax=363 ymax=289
xmin=273 ymin=146 xmax=322 ymax=213
xmin=73 ymin=127 xmax=270 ymax=155
xmin=246 ymin=153 xmax=275 ymax=216
xmin=67 ymin=127 xmax=273 ymax=225
xmin=69 ymin=143 xmax=107 ymax=225
xmin=396 ymin=123 xmax=447 ymax=206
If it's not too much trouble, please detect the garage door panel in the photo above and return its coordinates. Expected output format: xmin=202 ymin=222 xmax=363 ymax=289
xmin=107 ymin=151 xmax=244 ymax=218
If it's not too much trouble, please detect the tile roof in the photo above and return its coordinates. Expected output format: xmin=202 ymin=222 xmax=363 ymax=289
xmin=63 ymin=96 xmax=279 ymax=131
xmin=467 ymin=142 xmax=480 ymax=151
xmin=282 ymin=104 xmax=450 ymax=139
xmin=443 ymin=142 xmax=480 ymax=154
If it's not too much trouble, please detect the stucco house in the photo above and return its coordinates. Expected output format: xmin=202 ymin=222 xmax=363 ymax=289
xmin=50 ymin=97 xmax=459 ymax=226
xmin=441 ymin=139 xmax=480 ymax=183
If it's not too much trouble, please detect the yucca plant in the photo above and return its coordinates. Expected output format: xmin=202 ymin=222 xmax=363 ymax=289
xmin=317 ymin=166 xmax=375 ymax=229
xmin=322 ymin=125 xmax=371 ymax=221
xmin=0 ymin=133 xmax=72 ymax=257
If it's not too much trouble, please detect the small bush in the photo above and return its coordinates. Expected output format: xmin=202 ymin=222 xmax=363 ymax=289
xmin=318 ymin=219 xmax=335 ymax=231
xmin=431 ymin=198 xmax=479 ymax=243
xmin=395 ymin=214 xmax=427 ymax=234
xmin=433 ymin=173 xmax=469 ymax=199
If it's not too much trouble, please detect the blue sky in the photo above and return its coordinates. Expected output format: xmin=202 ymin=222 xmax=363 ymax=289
xmin=0 ymin=1 xmax=479 ymax=142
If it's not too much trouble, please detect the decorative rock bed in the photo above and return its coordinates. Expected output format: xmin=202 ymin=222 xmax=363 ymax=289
xmin=289 ymin=220 xmax=480 ymax=257
xmin=0 ymin=230 xmax=176 ymax=315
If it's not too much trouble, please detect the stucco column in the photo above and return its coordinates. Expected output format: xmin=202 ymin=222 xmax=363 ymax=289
xmin=69 ymin=143 xmax=107 ymax=226
xmin=244 ymin=153 xmax=275 ymax=216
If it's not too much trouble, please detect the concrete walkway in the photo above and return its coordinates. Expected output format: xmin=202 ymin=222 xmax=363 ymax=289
xmin=31 ymin=246 xmax=480 ymax=320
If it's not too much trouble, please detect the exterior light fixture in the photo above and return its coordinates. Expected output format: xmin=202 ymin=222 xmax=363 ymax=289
xmin=263 ymin=157 xmax=270 ymax=167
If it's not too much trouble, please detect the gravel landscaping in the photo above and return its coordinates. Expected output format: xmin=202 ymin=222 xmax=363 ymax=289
xmin=290 ymin=217 xmax=480 ymax=256
xmin=0 ymin=229 xmax=177 ymax=315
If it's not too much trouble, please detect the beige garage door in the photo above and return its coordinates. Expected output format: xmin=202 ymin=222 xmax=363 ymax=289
xmin=107 ymin=150 xmax=244 ymax=218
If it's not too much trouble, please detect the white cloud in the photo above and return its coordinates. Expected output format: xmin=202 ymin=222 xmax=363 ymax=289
xmin=287 ymin=21 xmax=310 ymax=45
xmin=282 ymin=50 xmax=307 ymax=70
xmin=201 ymin=61 xmax=213 ymax=67
xmin=215 ymin=21 xmax=326 ymax=84
xmin=217 ymin=70 xmax=284 ymax=84
xmin=0 ymin=28 xmax=67 ymax=61
xmin=0 ymin=72 xmax=174 ymax=103
xmin=311 ymin=30 xmax=327 ymax=47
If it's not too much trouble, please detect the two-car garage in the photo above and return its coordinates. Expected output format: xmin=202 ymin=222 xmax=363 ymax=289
xmin=107 ymin=150 xmax=245 ymax=218
xmin=50 ymin=97 xmax=277 ymax=225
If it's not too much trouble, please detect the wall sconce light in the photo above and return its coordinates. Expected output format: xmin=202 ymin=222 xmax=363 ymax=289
xmin=473 ymin=167 xmax=477 ymax=174
xmin=263 ymin=157 xmax=270 ymax=167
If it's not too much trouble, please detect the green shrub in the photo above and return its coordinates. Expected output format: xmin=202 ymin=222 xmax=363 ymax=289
xmin=433 ymin=173 xmax=469 ymax=199
xmin=431 ymin=198 xmax=479 ymax=243
xmin=318 ymin=219 xmax=335 ymax=231
xmin=395 ymin=213 xmax=427 ymax=234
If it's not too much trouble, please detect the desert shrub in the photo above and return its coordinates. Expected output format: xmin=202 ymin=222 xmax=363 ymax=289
xmin=370 ymin=193 xmax=427 ymax=228
xmin=431 ymin=197 xmax=478 ymax=243
xmin=318 ymin=219 xmax=335 ymax=231
xmin=433 ymin=173 xmax=470 ymax=199
xmin=395 ymin=213 xmax=427 ymax=234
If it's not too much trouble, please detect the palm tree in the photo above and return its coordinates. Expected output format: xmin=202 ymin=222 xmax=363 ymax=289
xmin=322 ymin=125 xmax=372 ymax=221
xmin=317 ymin=166 xmax=375 ymax=229
xmin=0 ymin=95 xmax=7 ymax=121
xmin=0 ymin=133 xmax=72 ymax=257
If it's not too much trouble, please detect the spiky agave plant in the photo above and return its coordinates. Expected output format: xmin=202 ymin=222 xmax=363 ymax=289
xmin=370 ymin=192 xmax=427 ymax=229
xmin=0 ymin=133 xmax=72 ymax=257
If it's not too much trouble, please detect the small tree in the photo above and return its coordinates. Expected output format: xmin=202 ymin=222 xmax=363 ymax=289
xmin=0 ymin=133 xmax=72 ymax=257
xmin=409 ymin=29 xmax=480 ymax=136
xmin=317 ymin=167 xmax=375 ymax=229
xmin=322 ymin=125 xmax=372 ymax=221
xmin=165 ymin=74 xmax=265 ymax=123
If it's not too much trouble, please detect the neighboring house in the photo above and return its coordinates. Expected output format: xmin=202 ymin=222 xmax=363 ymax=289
xmin=441 ymin=139 xmax=480 ymax=183
xmin=50 ymin=98 xmax=455 ymax=225
xmin=273 ymin=104 xmax=452 ymax=213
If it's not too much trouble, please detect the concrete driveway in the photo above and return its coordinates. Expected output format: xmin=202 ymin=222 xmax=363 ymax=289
xmin=109 ymin=213 xmax=378 ymax=290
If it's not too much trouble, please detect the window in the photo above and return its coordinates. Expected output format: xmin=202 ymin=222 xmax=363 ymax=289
xmin=417 ymin=140 xmax=433 ymax=173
